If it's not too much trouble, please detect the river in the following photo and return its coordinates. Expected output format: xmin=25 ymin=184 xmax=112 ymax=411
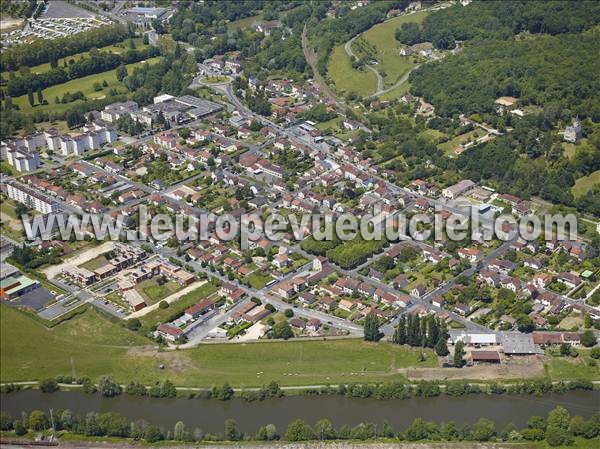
xmin=1 ymin=390 xmax=599 ymax=433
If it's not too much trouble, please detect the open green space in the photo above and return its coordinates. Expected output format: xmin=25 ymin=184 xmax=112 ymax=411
xmin=227 ymin=13 xmax=263 ymax=31
xmin=327 ymin=45 xmax=377 ymax=98
xmin=139 ymin=282 xmax=218 ymax=329
xmin=135 ymin=278 xmax=183 ymax=304
xmin=12 ymin=56 xmax=161 ymax=115
xmin=360 ymin=10 xmax=428 ymax=88
xmin=544 ymin=350 xmax=600 ymax=380
xmin=1 ymin=303 xmax=439 ymax=386
xmin=1 ymin=38 xmax=148 ymax=78
xmin=248 ymin=271 xmax=274 ymax=289
xmin=437 ymin=129 xmax=482 ymax=155
xmin=379 ymin=80 xmax=411 ymax=101
xmin=571 ymin=170 xmax=600 ymax=197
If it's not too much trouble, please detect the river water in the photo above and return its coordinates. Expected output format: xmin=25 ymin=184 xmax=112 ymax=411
xmin=1 ymin=390 xmax=599 ymax=433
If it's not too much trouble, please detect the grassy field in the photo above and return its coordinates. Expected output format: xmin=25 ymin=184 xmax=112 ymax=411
xmin=437 ymin=129 xmax=482 ymax=155
xmin=1 ymin=303 xmax=439 ymax=386
xmin=360 ymin=10 xmax=428 ymax=88
xmin=571 ymin=170 xmax=600 ymax=197
xmin=227 ymin=13 xmax=263 ymax=31
xmin=544 ymin=350 xmax=600 ymax=380
xmin=139 ymin=282 xmax=218 ymax=329
xmin=327 ymin=45 xmax=378 ymax=98
xmin=379 ymin=80 xmax=412 ymax=101
xmin=248 ymin=271 xmax=274 ymax=289
xmin=12 ymin=56 xmax=161 ymax=115
xmin=136 ymin=278 xmax=183 ymax=304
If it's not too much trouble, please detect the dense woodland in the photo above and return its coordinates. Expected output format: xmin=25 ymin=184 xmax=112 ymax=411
xmin=400 ymin=2 xmax=600 ymax=216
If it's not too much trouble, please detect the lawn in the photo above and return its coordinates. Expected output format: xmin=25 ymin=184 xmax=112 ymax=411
xmin=571 ymin=170 xmax=600 ymax=197
xmin=327 ymin=45 xmax=378 ymax=98
xmin=226 ymin=13 xmax=263 ymax=31
xmin=379 ymin=80 xmax=411 ymax=101
xmin=544 ymin=350 xmax=600 ymax=381
xmin=437 ymin=129 xmax=482 ymax=155
xmin=361 ymin=10 xmax=428 ymax=88
xmin=135 ymin=278 xmax=183 ymax=304
xmin=12 ymin=57 xmax=161 ymax=115
xmin=248 ymin=271 xmax=274 ymax=289
xmin=0 ymin=305 xmax=148 ymax=383
xmin=139 ymin=282 xmax=218 ymax=329
xmin=1 ymin=302 xmax=440 ymax=387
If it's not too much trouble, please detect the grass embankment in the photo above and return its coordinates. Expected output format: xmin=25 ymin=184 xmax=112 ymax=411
xmin=571 ymin=170 xmax=600 ymax=197
xmin=1 ymin=303 xmax=438 ymax=387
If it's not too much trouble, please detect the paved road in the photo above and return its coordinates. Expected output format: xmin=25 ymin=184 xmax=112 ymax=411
xmin=344 ymin=35 xmax=383 ymax=96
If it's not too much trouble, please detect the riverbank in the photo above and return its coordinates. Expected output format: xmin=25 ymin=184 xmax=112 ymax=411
xmin=2 ymin=439 xmax=598 ymax=449
xmin=2 ymin=389 xmax=599 ymax=434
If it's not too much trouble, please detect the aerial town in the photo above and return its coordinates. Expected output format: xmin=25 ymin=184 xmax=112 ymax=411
xmin=0 ymin=0 xmax=599 ymax=447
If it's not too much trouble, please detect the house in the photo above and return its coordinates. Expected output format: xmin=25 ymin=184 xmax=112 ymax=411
xmin=183 ymin=299 xmax=214 ymax=320
xmin=457 ymin=247 xmax=482 ymax=263
xmin=488 ymin=258 xmax=515 ymax=275
xmin=564 ymin=117 xmax=582 ymax=143
xmin=557 ymin=272 xmax=582 ymax=289
xmin=431 ymin=295 xmax=445 ymax=308
xmin=454 ymin=303 xmax=471 ymax=316
xmin=157 ymin=323 xmax=184 ymax=342
xmin=442 ymin=180 xmax=475 ymax=199
xmin=471 ymin=350 xmax=501 ymax=364
xmin=411 ymin=284 xmax=427 ymax=298
xmin=298 ymin=291 xmax=317 ymax=305
xmin=289 ymin=318 xmax=306 ymax=330
xmin=306 ymin=318 xmax=321 ymax=332
xmin=338 ymin=299 xmax=356 ymax=312
xmin=319 ymin=296 xmax=336 ymax=312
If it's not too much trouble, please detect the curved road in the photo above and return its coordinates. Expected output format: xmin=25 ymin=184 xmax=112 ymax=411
xmin=344 ymin=35 xmax=384 ymax=95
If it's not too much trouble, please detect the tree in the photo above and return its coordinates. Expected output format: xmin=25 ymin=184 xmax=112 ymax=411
xmin=98 ymin=375 xmax=121 ymax=397
xmin=435 ymin=337 xmax=449 ymax=356
xmin=314 ymin=418 xmax=336 ymax=440
xmin=453 ymin=340 xmax=465 ymax=367
xmin=285 ymin=419 xmax=315 ymax=441
xmin=213 ymin=382 xmax=234 ymax=401
xmin=116 ymin=64 xmax=128 ymax=82
xmin=471 ymin=418 xmax=495 ymax=441
xmin=224 ymin=418 xmax=241 ymax=441
xmin=580 ymin=329 xmax=597 ymax=347
xmin=27 ymin=90 xmax=34 ymax=107
xmin=36 ymin=89 xmax=43 ymax=104
xmin=271 ymin=321 xmax=293 ymax=340
xmin=546 ymin=406 xmax=572 ymax=447
xmin=28 ymin=410 xmax=48 ymax=431
xmin=144 ymin=424 xmax=163 ymax=442
xmin=284 ymin=308 xmax=294 ymax=318
xmin=39 ymin=378 xmax=59 ymax=393
xmin=0 ymin=412 xmax=13 ymax=431
xmin=393 ymin=316 xmax=407 ymax=345
xmin=126 ymin=318 xmax=141 ymax=330
xmin=363 ymin=311 xmax=380 ymax=342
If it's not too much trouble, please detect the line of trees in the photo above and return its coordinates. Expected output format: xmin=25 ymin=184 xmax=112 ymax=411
xmin=5 ymin=47 xmax=159 ymax=97
xmin=1 ymin=406 xmax=598 ymax=446
xmin=391 ymin=314 xmax=450 ymax=357
xmin=1 ymin=24 xmax=131 ymax=71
